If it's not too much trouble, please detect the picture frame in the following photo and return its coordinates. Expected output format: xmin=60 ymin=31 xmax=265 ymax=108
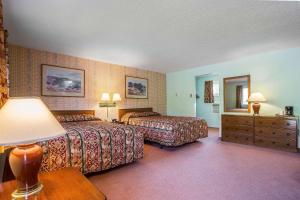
xmin=41 ymin=64 xmax=85 ymax=97
xmin=125 ymin=76 xmax=148 ymax=99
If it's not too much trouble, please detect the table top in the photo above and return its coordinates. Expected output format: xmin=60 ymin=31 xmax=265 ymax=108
xmin=0 ymin=168 xmax=106 ymax=200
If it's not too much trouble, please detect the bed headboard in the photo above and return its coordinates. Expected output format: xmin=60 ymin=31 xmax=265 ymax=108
xmin=118 ymin=108 xmax=153 ymax=120
xmin=51 ymin=110 xmax=95 ymax=116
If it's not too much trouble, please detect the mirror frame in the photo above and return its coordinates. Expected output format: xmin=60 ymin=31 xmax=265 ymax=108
xmin=223 ymin=75 xmax=251 ymax=113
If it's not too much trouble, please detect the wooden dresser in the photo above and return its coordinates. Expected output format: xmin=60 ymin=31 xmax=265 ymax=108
xmin=222 ymin=114 xmax=299 ymax=152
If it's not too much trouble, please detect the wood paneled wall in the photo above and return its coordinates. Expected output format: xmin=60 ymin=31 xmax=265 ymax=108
xmin=8 ymin=45 xmax=166 ymax=118
xmin=0 ymin=0 xmax=8 ymax=108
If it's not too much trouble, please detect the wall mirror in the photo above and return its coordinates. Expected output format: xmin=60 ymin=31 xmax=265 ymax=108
xmin=224 ymin=75 xmax=250 ymax=113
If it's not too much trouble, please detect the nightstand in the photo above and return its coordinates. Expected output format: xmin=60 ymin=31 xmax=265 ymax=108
xmin=0 ymin=168 xmax=106 ymax=200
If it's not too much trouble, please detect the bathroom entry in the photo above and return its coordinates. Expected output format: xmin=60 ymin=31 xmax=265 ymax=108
xmin=196 ymin=74 xmax=220 ymax=128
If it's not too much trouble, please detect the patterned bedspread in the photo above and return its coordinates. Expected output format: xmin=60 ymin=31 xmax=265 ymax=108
xmin=38 ymin=121 xmax=143 ymax=174
xmin=122 ymin=113 xmax=208 ymax=146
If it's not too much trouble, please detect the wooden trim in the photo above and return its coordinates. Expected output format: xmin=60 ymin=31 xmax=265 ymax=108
xmin=223 ymin=75 xmax=251 ymax=113
xmin=51 ymin=110 xmax=95 ymax=116
xmin=41 ymin=64 xmax=85 ymax=98
xmin=125 ymin=75 xmax=149 ymax=99
xmin=118 ymin=107 xmax=153 ymax=120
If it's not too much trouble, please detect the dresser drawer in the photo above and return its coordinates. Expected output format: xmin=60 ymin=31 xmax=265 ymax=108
xmin=222 ymin=132 xmax=253 ymax=144
xmin=255 ymin=117 xmax=297 ymax=130
xmin=223 ymin=126 xmax=253 ymax=136
xmin=255 ymin=127 xmax=296 ymax=139
xmin=222 ymin=115 xmax=253 ymax=126
xmin=255 ymin=136 xmax=297 ymax=151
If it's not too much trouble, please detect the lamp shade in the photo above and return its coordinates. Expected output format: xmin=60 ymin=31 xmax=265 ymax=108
xmin=0 ymin=97 xmax=66 ymax=146
xmin=101 ymin=93 xmax=110 ymax=101
xmin=112 ymin=93 xmax=121 ymax=102
xmin=248 ymin=92 xmax=266 ymax=102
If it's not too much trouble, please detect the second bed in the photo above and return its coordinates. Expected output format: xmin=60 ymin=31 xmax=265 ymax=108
xmin=119 ymin=108 xmax=208 ymax=147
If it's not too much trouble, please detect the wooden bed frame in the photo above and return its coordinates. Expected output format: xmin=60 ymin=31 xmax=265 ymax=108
xmin=118 ymin=108 xmax=153 ymax=120
xmin=51 ymin=110 xmax=95 ymax=116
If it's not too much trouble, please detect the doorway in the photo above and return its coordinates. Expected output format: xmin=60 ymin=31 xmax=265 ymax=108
xmin=196 ymin=74 xmax=220 ymax=128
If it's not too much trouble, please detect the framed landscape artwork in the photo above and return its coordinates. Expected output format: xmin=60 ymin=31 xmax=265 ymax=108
xmin=41 ymin=64 xmax=85 ymax=97
xmin=125 ymin=76 xmax=148 ymax=99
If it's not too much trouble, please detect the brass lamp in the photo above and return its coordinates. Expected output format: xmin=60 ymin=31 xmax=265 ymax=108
xmin=99 ymin=93 xmax=121 ymax=119
xmin=112 ymin=93 xmax=121 ymax=102
xmin=0 ymin=97 xmax=66 ymax=199
xmin=248 ymin=93 xmax=266 ymax=115
xmin=101 ymin=92 xmax=110 ymax=102
xmin=100 ymin=92 xmax=111 ymax=118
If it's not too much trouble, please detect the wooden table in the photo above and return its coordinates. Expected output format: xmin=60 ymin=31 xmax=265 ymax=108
xmin=0 ymin=168 xmax=106 ymax=200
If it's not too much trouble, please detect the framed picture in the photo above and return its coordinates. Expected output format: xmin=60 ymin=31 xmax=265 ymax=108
xmin=125 ymin=76 xmax=148 ymax=99
xmin=41 ymin=64 xmax=85 ymax=97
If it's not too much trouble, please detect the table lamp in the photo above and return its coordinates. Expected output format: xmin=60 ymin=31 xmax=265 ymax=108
xmin=100 ymin=92 xmax=111 ymax=118
xmin=101 ymin=92 xmax=110 ymax=102
xmin=248 ymin=92 xmax=266 ymax=115
xmin=0 ymin=97 xmax=66 ymax=199
xmin=112 ymin=93 xmax=121 ymax=102
xmin=99 ymin=93 xmax=121 ymax=120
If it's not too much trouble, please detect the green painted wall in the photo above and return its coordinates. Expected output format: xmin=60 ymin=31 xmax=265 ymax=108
xmin=196 ymin=75 xmax=220 ymax=127
xmin=167 ymin=47 xmax=300 ymax=122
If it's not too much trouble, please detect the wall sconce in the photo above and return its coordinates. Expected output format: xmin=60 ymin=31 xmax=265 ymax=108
xmin=99 ymin=93 xmax=121 ymax=119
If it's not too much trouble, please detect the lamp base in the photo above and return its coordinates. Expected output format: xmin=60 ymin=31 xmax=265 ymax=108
xmin=9 ymin=144 xmax=43 ymax=199
xmin=252 ymin=102 xmax=261 ymax=115
xmin=12 ymin=183 xmax=43 ymax=199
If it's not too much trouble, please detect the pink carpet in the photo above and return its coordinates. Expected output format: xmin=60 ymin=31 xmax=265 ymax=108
xmin=89 ymin=128 xmax=300 ymax=200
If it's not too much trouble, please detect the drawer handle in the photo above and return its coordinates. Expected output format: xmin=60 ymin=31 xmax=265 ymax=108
xmin=286 ymin=123 xmax=290 ymax=126
xmin=272 ymin=141 xmax=276 ymax=144
xmin=287 ymin=133 xmax=290 ymax=136
xmin=286 ymin=143 xmax=290 ymax=146
xmin=272 ymin=132 xmax=276 ymax=135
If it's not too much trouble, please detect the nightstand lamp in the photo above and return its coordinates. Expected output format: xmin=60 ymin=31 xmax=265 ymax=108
xmin=99 ymin=93 xmax=121 ymax=119
xmin=101 ymin=92 xmax=110 ymax=102
xmin=112 ymin=93 xmax=121 ymax=102
xmin=248 ymin=92 xmax=266 ymax=115
xmin=0 ymin=97 xmax=66 ymax=199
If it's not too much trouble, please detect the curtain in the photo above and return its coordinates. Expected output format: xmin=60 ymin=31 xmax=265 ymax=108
xmin=236 ymin=85 xmax=243 ymax=108
xmin=204 ymin=80 xmax=214 ymax=103
xmin=0 ymin=26 xmax=9 ymax=108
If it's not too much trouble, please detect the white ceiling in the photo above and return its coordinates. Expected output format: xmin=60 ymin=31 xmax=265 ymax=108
xmin=3 ymin=0 xmax=300 ymax=73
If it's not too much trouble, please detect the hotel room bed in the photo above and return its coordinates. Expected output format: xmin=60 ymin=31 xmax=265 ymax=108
xmin=38 ymin=110 xmax=143 ymax=174
xmin=119 ymin=108 xmax=208 ymax=147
